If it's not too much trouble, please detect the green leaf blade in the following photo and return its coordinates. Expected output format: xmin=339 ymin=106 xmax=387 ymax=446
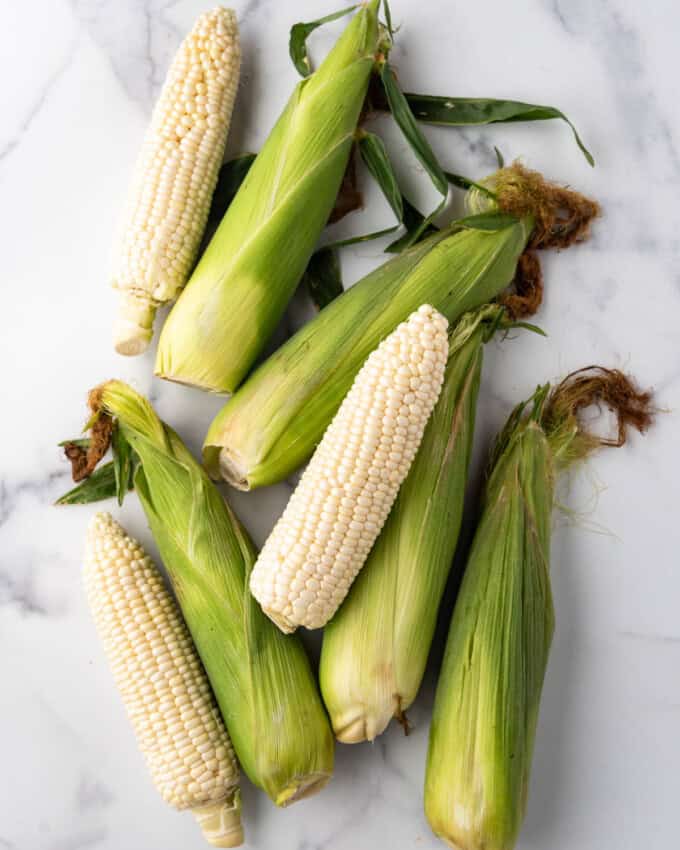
xmin=289 ymin=5 xmax=359 ymax=77
xmin=55 ymin=462 xmax=118 ymax=506
xmin=358 ymin=131 xmax=403 ymax=221
xmin=386 ymin=197 xmax=444 ymax=253
xmin=380 ymin=63 xmax=448 ymax=195
xmin=302 ymin=247 xmax=344 ymax=309
xmin=403 ymin=94 xmax=594 ymax=166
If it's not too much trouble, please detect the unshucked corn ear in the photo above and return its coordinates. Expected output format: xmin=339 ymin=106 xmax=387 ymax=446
xmin=425 ymin=367 xmax=653 ymax=850
xmin=204 ymin=163 xmax=599 ymax=490
xmin=112 ymin=8 xmax=240 ymax=356
xmin=84 ymin=512 xmax=242 ymax=847
xmin=250 ymin=305 xmax=448 ymax=633
xmin=155 ymin=0 xmax=383 ymax=392
xmin=320 ymin=306 xmax=502 ymax=743
xmin=87 ymin=381 xmax=334 ymax=806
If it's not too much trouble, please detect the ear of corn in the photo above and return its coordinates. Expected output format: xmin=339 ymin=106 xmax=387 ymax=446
xmin=424 ymin=369 xmax=653 ymax=850
xmin=319 ymin=306 xmax=500 ymax=743
xmin=204 ymin=215 xmax=533 ymax=489
xmin=112 ymin=8 xmax=240 ymax=356
xmin=92 ymin=381 xmax=334 ymax=806
xmin=250 ymin=305 xmax=449 ymax=633
xmin=155 ymin=0 xmax=383 ymax=392
xmin=84 ymin=512 xmax=242 ymax=848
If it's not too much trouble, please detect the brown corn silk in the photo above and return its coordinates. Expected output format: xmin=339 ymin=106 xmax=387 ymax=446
xmin=425 ymin=368 xmax=652 ymax=850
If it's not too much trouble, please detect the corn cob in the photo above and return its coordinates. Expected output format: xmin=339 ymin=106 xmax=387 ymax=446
xmin=84 ymin=512 xmax=242 ymax=847
xmin=320 ymin=306 xmax=501 ymax=743
xmin=113 ymin=7 xmax=240 ymax=356
xmin=425 ymin=368 xmax=653 ymax=850
xmin=86 ymin=381 xmax=334 ymax=806
xmin=203 ymin=164 xmax=598 ymax=488
xmin=249 ymin=305 xmax=448 ymax=633
xmin=155 ymin=0 xmax=383 ymax=392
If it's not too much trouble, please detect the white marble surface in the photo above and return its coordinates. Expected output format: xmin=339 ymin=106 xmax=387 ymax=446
xmin=1 ymin=0 xmax=679 ymax=848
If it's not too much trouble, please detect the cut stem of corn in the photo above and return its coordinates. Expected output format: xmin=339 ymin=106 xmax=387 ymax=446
xmin=320 ymin=306 xmax=501 ymax=743
xmin=88 ymin=382 xmax=335 ymax=806
xmin=249 ymin=305 xmax=448 ymax=633
xmin=155 ymin=0 xmax=382 ymax=391
xmin=84 ymin=512 xmax=242 ymax=848
xmin=425 ymin=367 xmax=653 ymax=850
xmin=112 ymin=7 xmax=240 ymax=356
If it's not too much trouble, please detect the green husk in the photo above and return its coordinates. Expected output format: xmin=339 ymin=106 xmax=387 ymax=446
xmin=204 ymin=215 xmax=530 ymax=489
xmin=320 ymin=306 xmax=502 ymax=743
xmin=89 ymin=381 xmax=334 ymax=807
xmin=204 ymin=163 xmax=599 ymax=490
xmin=155 ymin=0 xmax=383 ymax=393
xmin=425 ymin=367 xmax=653 ymax=850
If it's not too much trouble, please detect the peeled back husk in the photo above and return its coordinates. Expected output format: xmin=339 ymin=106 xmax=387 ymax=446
xmin=155 ymin=0 xmax=382 ymax=393
xmin=92 ymin=381 xmax=334 ymax=807
xmin=204 ymin=215 xmax=533 ymax=489
xmin=319 ymin=306 xmax=500 ymax=743
xmin=425 ymin=368 xmax=653 ymax=850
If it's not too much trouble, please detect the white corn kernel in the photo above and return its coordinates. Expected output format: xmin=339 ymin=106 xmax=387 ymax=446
xmin=84 ymin=513 xmax=242 ymax=847
xmin=112 ymin=8 xmax=240 ymax=356
xmin=249 ymin=306 xmax=448 ymax=632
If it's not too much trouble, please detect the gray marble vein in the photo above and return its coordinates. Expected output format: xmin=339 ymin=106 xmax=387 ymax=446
xmin=0 ymin=39 xmax=79 ymax=163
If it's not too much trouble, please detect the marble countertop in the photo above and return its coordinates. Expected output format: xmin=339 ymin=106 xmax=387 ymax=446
xmin=1 ymin=1 xmax=679 ymax=848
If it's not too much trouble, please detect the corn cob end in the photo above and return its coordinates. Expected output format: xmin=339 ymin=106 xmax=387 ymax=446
xmin=334 ymin=714 xmax=371 ymax=745
xmin=216 ymin=448 xmax=250 ymax=491
xmin=332 ymin=704 xmax=395 ymax=744
xmin=192 ymin=797 xmax=243 ymax=848
xmin=113 ymin=292 xmax=157 ymax=355
xmin=275 ymin=772 xmax=331 ymax=807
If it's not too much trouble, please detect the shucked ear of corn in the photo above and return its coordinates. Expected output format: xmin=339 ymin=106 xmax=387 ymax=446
xmin=155 ymin=0 xmax=383 ymax=392
xmin=319 ymin=305 xmax=501 ymax=743
xmin=249 ymin=305 xmax=449 ymax=634
xmin=425 ymin=368 xmax=653 ymax=850
xmin=88 ymin=381 xmax=334 ymax=807
xmin=112 ymin=8 xmax=240 ymax=356
xmin=84 ymin=512 xmax=242 ymax=847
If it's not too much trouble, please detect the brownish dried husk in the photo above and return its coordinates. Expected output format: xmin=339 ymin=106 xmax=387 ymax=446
xmin=64 ymin=388 xmax=113 ymax=482
xmin=499 ymin=250 xmax=543 ymax=319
